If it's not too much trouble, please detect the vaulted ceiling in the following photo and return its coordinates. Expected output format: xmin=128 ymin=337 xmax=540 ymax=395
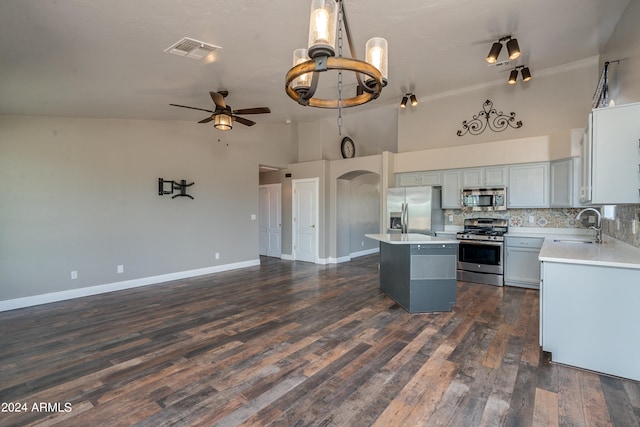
xmin=0 ymin=0 xmax=631 ymax=127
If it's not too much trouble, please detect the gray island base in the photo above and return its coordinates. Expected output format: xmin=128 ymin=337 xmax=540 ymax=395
xmin=366 ymin=234 xmax=459 ymax=313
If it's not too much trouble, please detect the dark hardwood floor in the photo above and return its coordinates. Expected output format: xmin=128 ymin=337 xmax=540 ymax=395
xmin=1 ymin=255 xmax=638 ymax=426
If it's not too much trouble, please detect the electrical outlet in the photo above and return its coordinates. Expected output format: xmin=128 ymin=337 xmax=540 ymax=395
xmin=528 ymin=215 xmax=535 ymax=224
xmin=215 ymin=252 xmax=220 ymax=260
xmin=117 ymin=265 xmax=124 ymax=274
xmin=251 ymin=214 xmax=256 ymax=220
xmin=616 ymin=219 xmax=620 ymax=230
xmin=361 ymin=240 xmax=364 ymax=246
xmin=448 ymin=215 xmax=454 ymax=222
xmin=71 ymin=271 xmax=78 ymax=280
xmin=633 ymin=220 xmax=637 ymax=235
xmin=588 ymin=216 xmax=596 ymax=224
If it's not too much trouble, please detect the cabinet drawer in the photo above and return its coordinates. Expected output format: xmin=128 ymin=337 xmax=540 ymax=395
xmin=506 ymin=236 xmax=543 ymax=249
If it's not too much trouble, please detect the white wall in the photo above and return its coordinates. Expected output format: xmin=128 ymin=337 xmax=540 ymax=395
xmin=398 ymin=57 xmax=598 ymax=153
xmin=0 ymin=116 xmax=296 ymax=304
xmin=602 ymin=0 xmax=640 ymax=105
xmin=297 ymin=106 xmax=398 ymax=162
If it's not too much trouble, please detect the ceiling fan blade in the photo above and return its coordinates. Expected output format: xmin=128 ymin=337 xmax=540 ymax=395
xmin=233 ymin=116 xmax=256 ymax=126
xmin=233 ymin=107 xmax=271 ymax=115
xmin=198 ymin=116 xmax=214 ymax=123
xmin=170 ymin=103 xmax=214 ymax=113
xmin=209 ymin=91 xmax=227 ymax=109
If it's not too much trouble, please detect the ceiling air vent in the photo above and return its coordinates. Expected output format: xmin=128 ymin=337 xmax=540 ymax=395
xmin=164 ymin=37 xmax=221 ymax=60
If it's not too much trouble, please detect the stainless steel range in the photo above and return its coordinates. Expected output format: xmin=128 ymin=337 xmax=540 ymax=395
xmin=456 ymin=218 xmax=508 ymax=286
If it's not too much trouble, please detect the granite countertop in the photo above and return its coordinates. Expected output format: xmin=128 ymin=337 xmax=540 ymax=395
xmin=365 ymin=233 xmax=459 ymax=245
xmin=539 ymin=236 xmax=640 ymax=270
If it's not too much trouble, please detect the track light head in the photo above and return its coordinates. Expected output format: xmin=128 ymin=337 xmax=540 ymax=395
xmin=400 ymin=95 xmax=408 ymax=108
xmin=507 ymin=65 xmax=532 ymax=85
xmin=410 ymin=94 xmax=418 ymax=106
xmin=506 ymin=37 xmax=521 ymax=60
xmin=486 ymin=42 xmax=502 ymax=63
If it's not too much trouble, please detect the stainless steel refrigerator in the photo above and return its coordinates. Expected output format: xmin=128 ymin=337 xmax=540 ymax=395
xmin=387 ymin=186 xmax=444 ymax=234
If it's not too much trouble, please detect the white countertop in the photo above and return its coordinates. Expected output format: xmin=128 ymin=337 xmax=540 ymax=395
xmin=539 ymin=236 xmax=640 ymax=270
xmin=365 ymin=233 xmax=459 ymax=245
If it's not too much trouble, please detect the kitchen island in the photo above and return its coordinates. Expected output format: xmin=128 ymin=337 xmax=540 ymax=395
xmin=366 ymin=233 xmax=459 ymax=313
xmin=539 ymin=236 xmax=640 ymax=381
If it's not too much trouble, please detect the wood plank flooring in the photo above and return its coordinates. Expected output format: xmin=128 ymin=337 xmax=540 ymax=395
xmin=1 ymin=254 xmax=638 ymax=426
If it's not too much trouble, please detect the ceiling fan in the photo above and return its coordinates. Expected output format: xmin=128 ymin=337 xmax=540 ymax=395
xmin=170 ymin=90 xmax=271 ymax=130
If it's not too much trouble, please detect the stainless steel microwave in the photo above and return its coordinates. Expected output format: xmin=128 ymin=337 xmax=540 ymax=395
xmin=461 ymin=187 xmax=507 ymax=212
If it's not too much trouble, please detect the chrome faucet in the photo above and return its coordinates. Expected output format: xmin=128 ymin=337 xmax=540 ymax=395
xmin=576 ymin=207 xmax=602 ymax=243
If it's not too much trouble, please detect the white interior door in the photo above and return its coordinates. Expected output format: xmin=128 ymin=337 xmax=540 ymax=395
xmin=258 ymin=187 xmax=268 ymax=256
xmin=258 ymin=184 xmax=282 ymax=258
xmin=267 ymin=184 xmax=282 ymax=257
xmin=293 ymin=178 xmax=318 ymax=263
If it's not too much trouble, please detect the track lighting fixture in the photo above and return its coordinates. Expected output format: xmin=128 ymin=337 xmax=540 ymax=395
xmin=400 ymin=93 xmax=418 ymax=108
xmin=508 ymin=65 xmax=532 ymax=85
xmin=486 ymin=36 xmax=521 ymax=63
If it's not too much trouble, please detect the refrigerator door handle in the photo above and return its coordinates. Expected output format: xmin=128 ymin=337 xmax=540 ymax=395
xmin=402 ymin=202 xmax=408 ymax=234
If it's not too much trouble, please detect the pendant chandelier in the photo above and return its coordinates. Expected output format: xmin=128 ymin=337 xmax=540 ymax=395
xmin=285 ymin=0 xmax=388 ymax=110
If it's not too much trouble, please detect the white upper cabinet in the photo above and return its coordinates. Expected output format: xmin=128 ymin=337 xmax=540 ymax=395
xmin=396 ymin=171 xmax=441 ymax=187
xmin=551 ymin=158 xmax=583 ymax=208
xmin=483 ymin=166 xmax=508 ymax=187
xmin=441 ymin=170 xmax=462 ymax=209
xmin=508 ymin=162 xmax=549 ymax=208
xmin=462 ymin=168 xmax=483 ymax=187
xmin=583 ymin=102 xmax=640 ymax=204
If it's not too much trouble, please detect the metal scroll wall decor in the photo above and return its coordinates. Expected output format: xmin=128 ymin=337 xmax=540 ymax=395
xmin=158 ymin=178 xmax=194 ymax=199
xmin=457 ymin=99 xmax=522 ymax=137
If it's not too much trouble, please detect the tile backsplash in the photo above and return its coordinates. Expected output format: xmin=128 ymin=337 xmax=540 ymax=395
xmin=445 ymin=206 xmax=640 ymax=248
xmin=601 ymin=205 xmax=640 ymax=248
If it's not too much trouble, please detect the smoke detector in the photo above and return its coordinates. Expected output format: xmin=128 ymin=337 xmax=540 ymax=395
xmin=164 ymin=37 xmax=222 ymax=60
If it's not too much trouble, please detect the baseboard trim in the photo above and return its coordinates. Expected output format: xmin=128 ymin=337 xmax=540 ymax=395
xmin=0 ymin=259 xmax=260 ymax=313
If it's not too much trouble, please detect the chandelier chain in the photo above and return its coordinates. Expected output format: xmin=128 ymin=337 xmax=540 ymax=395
xmin=337 ymin=1 xmax=344 ymax=135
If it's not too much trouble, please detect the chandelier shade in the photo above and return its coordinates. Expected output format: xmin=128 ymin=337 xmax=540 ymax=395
xmin=365 ymin=37 xmax=388 ymax=88
xmin=308 ymin=0 xmax=338 ymax=59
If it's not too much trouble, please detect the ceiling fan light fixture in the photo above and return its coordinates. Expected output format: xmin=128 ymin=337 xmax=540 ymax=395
xmin=214 ymin=113 xmax=233 ymax=131
xmin=521 ymin=66 xmax=532 ymax=82
xmin=486 ymin=42 xmax=502 ymax=63
xmin=506 ymin=37 xmax=521 ymax=60
xmin=307 ymin=0 xmax=338 ymax=59
xmin=508 ymin=69 xmax=518 ymax=85
xmin=410 ymin=94 xmax=418 ymax=106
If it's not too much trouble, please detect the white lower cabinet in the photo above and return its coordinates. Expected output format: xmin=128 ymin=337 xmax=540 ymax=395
xmin=504 ymin=236 xmax=543 ymax=288
xmin=540 ymin=261 xmax=640 ymax=381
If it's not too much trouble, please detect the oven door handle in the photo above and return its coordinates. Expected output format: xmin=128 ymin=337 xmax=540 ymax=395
xmin=457 ymin=240 xmax=503 ymax=246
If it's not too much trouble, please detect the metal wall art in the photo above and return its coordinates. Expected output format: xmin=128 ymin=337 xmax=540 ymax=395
xmin=457 ymin=99 xmax=522 ymax=137
xmin=158 ymin=178 xmax=194 ymax=199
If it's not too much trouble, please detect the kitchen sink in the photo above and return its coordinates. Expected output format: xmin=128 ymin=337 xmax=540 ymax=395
xmin=553 ymin=239 xmax=594 ymax=244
